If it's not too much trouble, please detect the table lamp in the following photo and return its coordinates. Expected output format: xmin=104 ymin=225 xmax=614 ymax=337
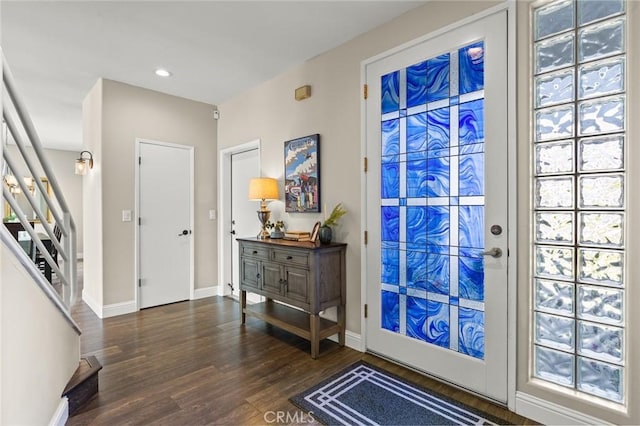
xmin=248 ymin=177 xmax=279 ymax=239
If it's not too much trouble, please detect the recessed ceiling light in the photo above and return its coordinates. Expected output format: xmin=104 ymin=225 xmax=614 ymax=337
xmin=155 ymin=68 xmax=172 ymax=77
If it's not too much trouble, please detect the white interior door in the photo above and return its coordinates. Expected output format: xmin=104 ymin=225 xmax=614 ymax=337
xmin=230 ymin=148 xmax=259 ymax=297
xmin=365 ymin=11 xmax=509 ymax=402
xmin=138 ymin=140 xmax=192 ymax=309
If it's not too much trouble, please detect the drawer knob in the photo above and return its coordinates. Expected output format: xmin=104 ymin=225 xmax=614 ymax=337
xmin=256 ymin=273 xmax=261 ymax=279
xmin=286 ymin=255 xmax=293 ymax=260
xmin=253 ymin=250 xmax=258 ymax=254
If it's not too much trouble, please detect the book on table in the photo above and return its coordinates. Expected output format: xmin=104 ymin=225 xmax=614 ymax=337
xmin=283 ymin=231 xmax=311 ymax=241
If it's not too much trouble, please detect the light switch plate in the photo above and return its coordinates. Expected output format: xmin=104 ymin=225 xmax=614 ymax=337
xmin=122 ymin=210 xmax=132 ymax=222
xmin=209 ymin=209 xmax=217 ymax=220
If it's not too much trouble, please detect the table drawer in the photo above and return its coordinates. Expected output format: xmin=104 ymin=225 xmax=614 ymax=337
xmin=271 ymin=248 xmax=309 ymax=267
xmin=241 ymin=244 xmax=269 ymax=259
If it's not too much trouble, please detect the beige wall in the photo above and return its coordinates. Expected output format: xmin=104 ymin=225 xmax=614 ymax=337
xmin=0 ymin=244 xmax=80 ymax=425
xmin=218 ymin=0 xmax=500 ymax=335
xmin=5 ymin=145 xmax=84 ymax=253
xmin=84 ymin=79 xmax=218 ymax=307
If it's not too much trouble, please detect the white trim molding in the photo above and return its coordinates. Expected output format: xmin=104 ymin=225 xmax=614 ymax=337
xmin=217 ymin=139 xmax=261 ymax=299
xmin=48 ymin=397 xmax=68 ymax=426
xmin=193 ymin=286 xmax=218 ymax=300
xmin=82 ymin=289 xmax=103 ymax=318
xmin=328 ymin=330 xmax=363 ymax=352
xmin=516 ymin=392 xmax=611 ymax=426
xmin=102 ymin=300 xmax=137 ymax=318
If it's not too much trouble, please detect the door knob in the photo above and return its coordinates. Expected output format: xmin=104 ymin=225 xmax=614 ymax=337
xmin=178 ymin=229 xmax=189 ymax=236
xmin=482 ymin=247 xmax=502 ymax=258
xmin=230 ymin=230 xmax=236 ymax=235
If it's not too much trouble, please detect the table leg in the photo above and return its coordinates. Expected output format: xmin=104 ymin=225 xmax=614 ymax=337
xmin=310 ymin=314 xmax=320 ymax=359
xmin=338 ymin=304 xmax=346 ymax=347
xmin=240 ymin=290 xmax=247 ymax=324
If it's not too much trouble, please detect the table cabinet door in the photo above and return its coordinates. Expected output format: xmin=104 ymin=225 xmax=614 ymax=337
xmin=240 ymin=257 xmax=261 ymax=291
xmin=261 ymin=262 xmax=283 ymax=296
xmin=283 ymin=265 xmax=309 ymax=305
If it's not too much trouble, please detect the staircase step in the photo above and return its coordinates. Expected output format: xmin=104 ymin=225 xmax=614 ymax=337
xmin=62 ymin=355 xmax=102 ymax=416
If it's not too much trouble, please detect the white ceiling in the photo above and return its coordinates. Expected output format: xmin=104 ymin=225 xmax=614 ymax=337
xmin=1 ymin=1 xmax=425 ymax=151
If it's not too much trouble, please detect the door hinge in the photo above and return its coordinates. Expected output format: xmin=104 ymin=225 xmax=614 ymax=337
xmin=363 ymin=84 xmax=368 ymax=100
xmin=364 ymin=230 xmax=368 ymax=245
xmin=138 ymin=278 xmax=142 ymax=287
xmin=364 ymin=304 xmax=368 ymax=318
xmin=138 ymin=156 xmax=141 ymax=165
xmin=138 ymin=217 xmax=141 ymax=226
xmin=364 ymin=157 xmax=368 ymax=173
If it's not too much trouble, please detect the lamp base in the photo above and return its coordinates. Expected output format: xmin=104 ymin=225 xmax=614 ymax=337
xmin=257 ymin=209 xmax=271 ymax=240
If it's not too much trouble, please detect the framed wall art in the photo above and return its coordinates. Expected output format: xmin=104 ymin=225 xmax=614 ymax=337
xmin=284 ymin=134 xmax=320 ymax=213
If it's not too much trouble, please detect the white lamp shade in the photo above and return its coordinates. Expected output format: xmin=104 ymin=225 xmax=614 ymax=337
xmin=248 ymin=177 xmax=279 ymax=200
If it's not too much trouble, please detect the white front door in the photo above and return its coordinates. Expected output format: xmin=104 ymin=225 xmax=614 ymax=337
xmin=138 ymin=140 xmax=192 ymax=309
xmin=230 ymin=148 xmax=259 ymax=297
xmin=365 ymin=11 xmax=509 ymax=402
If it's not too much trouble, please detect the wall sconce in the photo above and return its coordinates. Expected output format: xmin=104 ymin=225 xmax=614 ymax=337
xmin=2 ymin=175 xmax=34 ymax=194
xmin=23 ymin=176 xmax=35 ymax=193
xmin=4 ymin=174 xmax=20 ymax=194
xmin=75 ymin=151 xmax=94 ymax=175
xmin=248 ymin=177 xmax=279 ymax=239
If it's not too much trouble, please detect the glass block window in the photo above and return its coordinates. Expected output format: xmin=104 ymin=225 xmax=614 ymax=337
xmin=380 ymin=41 xmax=486 ymax=359
xmin=532 ymin=0 xmax=626 ymax=403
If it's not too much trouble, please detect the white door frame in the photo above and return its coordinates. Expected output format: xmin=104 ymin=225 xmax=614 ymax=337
xmin=134 ymin=138 xmax=195 ymax=309
xmin=218 ymin=139 xmax=261 ymax=297
xmin=359 ymin=1 xmax=517 ymax=410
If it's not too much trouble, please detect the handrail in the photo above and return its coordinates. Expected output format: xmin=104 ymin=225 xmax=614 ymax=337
xmin=0 ymin=226 xmax=80 ymax=334
xmin=3 ymin=151 xmax=67 ymax=261
xmin=3 ymin=187 xmax=69 ymax=288
xmin=2 ymin=53 xmax=76 ymax=231
xmin=1 ymin=50 xmax=77 ymax=310
xmin=5 ymin=112 xmax=68 ymax=233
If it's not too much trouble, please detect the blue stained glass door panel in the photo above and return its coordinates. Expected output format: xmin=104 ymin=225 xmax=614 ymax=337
xmin=379 ymin=41 xmax=486 ymax=360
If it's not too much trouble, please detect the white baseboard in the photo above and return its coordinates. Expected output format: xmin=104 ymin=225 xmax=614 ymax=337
xmin=515 ymin=391 xmax=610 ymax=425
xmin=48 ymin=397 xmax=68 ymax=426
xmin=193 ymin=286 xmax=218 ymax=300
xmin=328 ymin=330 xmax=363 ymax=352
xmin=103 ymin=300 xmax=137 ymax=318
xmin=82 ymin=289 xmax=103 ymax=318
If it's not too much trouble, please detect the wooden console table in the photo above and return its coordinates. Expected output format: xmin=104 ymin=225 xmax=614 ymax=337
xmin=238 ymin=237 xmax=347 ymax=358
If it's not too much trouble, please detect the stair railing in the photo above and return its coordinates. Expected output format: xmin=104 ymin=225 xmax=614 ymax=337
xmin=1 ymin=50 xmax=78 ymax=311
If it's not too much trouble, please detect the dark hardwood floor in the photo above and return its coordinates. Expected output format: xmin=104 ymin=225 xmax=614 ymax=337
xmin=69 ymin=295 xmax=533 ymax=425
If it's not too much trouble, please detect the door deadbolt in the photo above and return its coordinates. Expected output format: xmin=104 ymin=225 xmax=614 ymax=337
xmin=490 ymin=225 xmax=503 ymax=235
